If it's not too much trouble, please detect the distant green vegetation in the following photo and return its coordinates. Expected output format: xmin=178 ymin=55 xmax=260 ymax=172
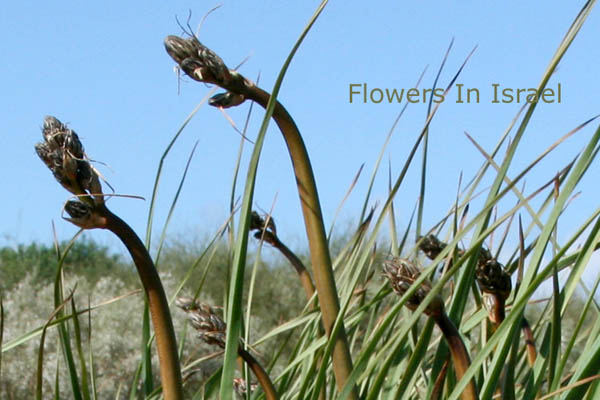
xmin=0 ymin=238 xmax=133 ymax=291
xmin=0 ymin=236 xmax=595 ymax=399
xmin=0 ymin=236 xmax=309 ymax=398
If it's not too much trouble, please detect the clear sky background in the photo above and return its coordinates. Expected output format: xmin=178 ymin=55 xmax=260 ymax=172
xmin=1 ymin=1 xmax=598 ymax=255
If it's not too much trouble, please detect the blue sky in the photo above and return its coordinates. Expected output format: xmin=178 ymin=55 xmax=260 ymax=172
xmin=1 ymin=1 xmax=598 ymax=254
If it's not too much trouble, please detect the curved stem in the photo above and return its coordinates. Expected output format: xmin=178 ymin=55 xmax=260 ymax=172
xmin=238 ymin=347 xmax=279 ymax=400
xmin=431 ymin=358 xmax=450 ymax=400
xmin=163 ymin=35 xmax=357 ymax=397
xmin=435 ymin=312 xmax=479 ymax=400
xmin=241 ymin=84 xmax=357 ymax=397
xmin=521 ymin=317 xmax=537 ymax=367
xmin=488 ymin=295 xmax=506 ymax=329
xmin=270 ymin=235 xmax=324 ymax=400
xmin=271 ymin=235 xmax=316 ymax=300
xmin=98 ymin=205 xmax=183 ymax=400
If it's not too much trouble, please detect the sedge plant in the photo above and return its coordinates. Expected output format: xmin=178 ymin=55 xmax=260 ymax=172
xmin=162 ymin=3 xmax=357 ymax=397
xmin=35 ymin=116 xmax=184 ymax=400
xmin=16 ymin=1 xmax=600 ymax=399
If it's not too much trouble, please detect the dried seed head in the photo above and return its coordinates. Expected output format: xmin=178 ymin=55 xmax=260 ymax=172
xmin=35 ymin=116 xmax=103 ymax=205
xmin=475 ymin=259 xmax=512 ymax=300
xmin=477 ymin=247 xmax=493 ymax=266
xmin=42 ymin=116 xmax=82 ymax=158
xmin=233 ymin=378 xmax=257 ymax=397
xmin=249 ymin=211 xmax=278 ymax=246
xmin=176 ymin=297 xmax=227 ymax=348
xmin=163 ymin=35 xmax=199 ymax=64
xmin=189 ymin=311 xmax=227 ymax=348
xmin=209 ymin=91 xmax=246 ymax=108
xmin=383 ymin=258 xmax=444 ymax=317
xmin=418 ymin=234 xmax=467 ymax=265
xmin=249 ymin=211 xmax=276 ymax=235
xmin=249 ymin=211 xmax=265 ymax=232
xmin=417 ymin=235 xmax=510 ymax=299
xmin=63 ymin=200 xmax=99 ymax=229
xmin=418 ymin=234 xmax=447 ymax=260
xmin=164 ymin=35 xmax=231 ymax=85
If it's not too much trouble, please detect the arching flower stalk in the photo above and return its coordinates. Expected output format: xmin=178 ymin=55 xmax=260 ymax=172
xmin=176 ymin=297 xmax=278 ymax=400
xmin=418 ymin=234 xmax=537 ymax=364
xmin=249 ymin=211 xmax=316 ymax=301
xmin=35 ymin=116 xmax=183 ymax=400
xmin=164 ymin=34 xmax=356 ymax=397
xmin=383 ymin=258 xmax=479 ymax=400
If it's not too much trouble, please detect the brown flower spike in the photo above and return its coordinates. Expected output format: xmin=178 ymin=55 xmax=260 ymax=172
xmin=176 ymin=297 xmax=227 ymax=348
xmin=383 ymin=258 xmax=478 ymax=400
xmin=164 ymin=35 xmax=232 ymax=85
xmin=35 ymin=116 xmax=103 ymax=207
xmin=176 ymin=297 xmax=279 ymax=399
xmin=36 ymin=116 xmax=183 ymax=399
xmin=165 ymin=32 xmax=357 ymax=398
xmin=383 ymin=257 xmax=445 ymax=318
xmin=249 ymin=211 xmax=316 ymax=301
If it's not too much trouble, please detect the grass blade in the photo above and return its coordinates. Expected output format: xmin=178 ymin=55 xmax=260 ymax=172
xmin=221 ymin=3 xmax=331 ymax=398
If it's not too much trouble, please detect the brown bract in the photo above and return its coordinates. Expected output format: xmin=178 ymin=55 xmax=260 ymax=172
xmin=176 ymin=297 xmax=227 ymax=348
xmin=164 ymin=35 xmax=231 ymax=86
xmin=35 ymin=116 xmax=103 ymax=206
xmin=475 ymin=259 xmax=512 ymax=300
xmin=249 ymin=211 xmax=278 ymax=245
xmin=418 ymin=234 xmax=449 ymax=260
xmin=383 ymin=258 xmax=445 ymax=318
xmin=209 ymin=91 xmax=246 ymax=108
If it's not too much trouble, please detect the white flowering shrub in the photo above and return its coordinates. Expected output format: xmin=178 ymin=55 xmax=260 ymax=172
xmin=0 ymin=240 xmax=305 ymax=399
